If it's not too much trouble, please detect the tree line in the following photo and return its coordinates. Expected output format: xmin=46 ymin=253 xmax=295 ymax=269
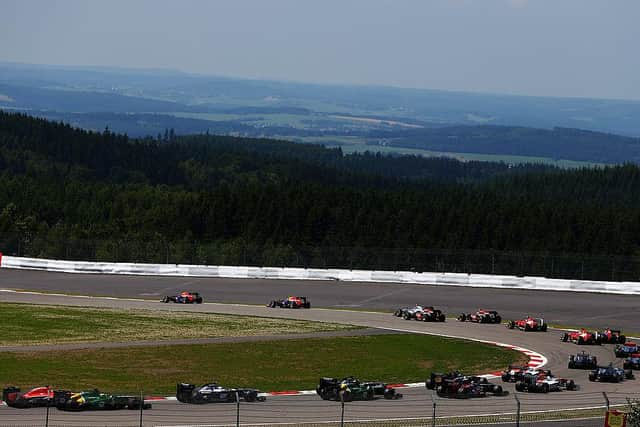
xmin=1 ymin=111 xmax=640 ymax=280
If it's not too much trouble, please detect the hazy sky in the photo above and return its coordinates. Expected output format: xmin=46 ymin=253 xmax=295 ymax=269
xmin=1 ymin=0 xmax=639 ymax=100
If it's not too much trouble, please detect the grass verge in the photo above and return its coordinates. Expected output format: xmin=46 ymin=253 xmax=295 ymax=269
xmin=0 ymin=334 xmax=525 ymax=394
xmin=0 ymin=303 xmax=355 ymax=345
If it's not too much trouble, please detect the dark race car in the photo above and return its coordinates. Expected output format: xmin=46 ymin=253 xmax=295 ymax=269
xmin=176 ymin=383 xmax=265 ymax=404
xmin=316 ymin=377 xmax=402 ymax=401
xmin=501 ymin=365 xmax=533 ymax=383
xmin=623 ymin=353 xmax=640 ymax=370
xmin=515 ymin=371 xmax=576 ymax=393
xmin=588 ymin=364 xmax=634 ymax=383
xmin=615 ymin=342 xmax=639 ymax=358
xmin=3 ymin=386 xmax=54 ymax=408
xmin=267 ymin=296 xmax=311 ymax=309
xmin=426 ymin=372 xmax=504 ymax=398
xmin=161 ymin=291 xmax=203 ymax=304
xmin=597 ymin=328 xmax=626 ymax=344
xmin=568 ymin=351 xmax=598 ymax=369
xmin=458 ymin=309 xmax=502 ymax=324
xmin=561 ymin=329 xmax=601 ymax=345
xmin=53 ymin=389 xmax=151 ymax=411
xmin=506 ymin=316 xmax=547 ymax=332
xmin=414 ymin=306 xmax=446 ymax=322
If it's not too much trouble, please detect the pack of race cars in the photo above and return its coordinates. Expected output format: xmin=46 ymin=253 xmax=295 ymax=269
xmin=3 ymin=292 xmax=636 ymax=411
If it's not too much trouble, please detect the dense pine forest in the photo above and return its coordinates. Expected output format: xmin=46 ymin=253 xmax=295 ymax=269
xmin=1 ymin=111 xmax=640 ymax=280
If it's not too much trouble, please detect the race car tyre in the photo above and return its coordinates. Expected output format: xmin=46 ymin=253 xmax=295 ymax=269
xmin=495 ymin=315 xmax=502 ymax=323
xmin=245 ymin=394 xmax=255 ymax=402
xmin=507 ymin=321 xmax=515 ymax=329
xmin=403 ymin=313 xmax=411 ymax=320
xmin=578 ymin=337 xmax=584 ymax=345
xmin=542 ymin=383 xmax=550 ymax=393
xmin=393 ymin=310 xmax=401 ymax=317
xmin=541 ymin=324 xmax=548 ymax=332
xmin=562 ymin=333 xmax=569 ymax=342
xmin=524 ymin=324 xmax=531 ymax=331
xmin=566 ymin=380 xmax=576 ymax=391
xmin=492 ymin=385 xmax=503 ymax=395
xmin=304 ymin=302 xmax=311 ymax=308
xmin=438 ymin=314 xmax=446 ymax=322
xmin=515 ymin=382 xmax=524 ymax=392
xmin=568 ymin=361 xmax=576 ymax=369
xmin=619 ymin=335 xmax=626 ymax=344
xmin=458 ymin=314 xmax=466 ymax=322
xmin=625 ymin=369 xmax=634 ymax=380
xmin=501 ymin=374 xmax=511 ymax=382
xmin=195 ymin=297 xmax=203 ymax=304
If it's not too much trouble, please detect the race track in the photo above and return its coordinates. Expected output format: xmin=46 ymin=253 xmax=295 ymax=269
xmin=0 ymin=269 xmax=639 ymax=426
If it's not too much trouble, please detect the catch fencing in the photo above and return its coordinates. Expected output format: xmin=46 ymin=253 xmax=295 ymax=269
xmin=2 ymin=232 xmax=640 ymax=282
xmin=2 ymin=254 xmax=640 ymax=295
xmin=1 ymin=391 xmax=637 ymax=427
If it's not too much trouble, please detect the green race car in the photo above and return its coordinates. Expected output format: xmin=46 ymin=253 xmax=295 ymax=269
xmin=53 ymin=389 xmax=151 ymax=411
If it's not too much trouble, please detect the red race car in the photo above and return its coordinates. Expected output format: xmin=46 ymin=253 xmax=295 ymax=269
xmin=415 ymin=306 xmax=446 ymax=322
xmin=506 ymin=316 xmax=548 ymax=332
xmin=597 ymin=328 xmax=626 ymax=344
xmin=561 ymin=329 xmax=601 ymax=345
xmin=267 ymin=296 xmax=311 ymax=309
xmin=458 ymin=309 xmax=501 ymax=324
xmin=3 ymin=386 xmax=54 ymax=408
xmin=161 ymin=291 xmax=203 ymax=304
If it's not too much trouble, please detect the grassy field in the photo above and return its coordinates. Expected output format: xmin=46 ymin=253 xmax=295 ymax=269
xmin=0 ymin=334 xmax=524 ymax=393
xmin=0 ymin=303 xmax=355 ymax=345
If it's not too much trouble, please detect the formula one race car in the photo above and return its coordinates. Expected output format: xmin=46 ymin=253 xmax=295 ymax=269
xmin=623 ymin=354 xmax=640 ymax=370
xmin=597 ymin=328 xmax=626 ymax=344
xmin=615 ymin=342 xmax=639 ymax=358
xmin=394 ymin=304 xmax=424 ymax=320
xmin=458 ymin=309 xmax=502 ymax=324
xmin=501 ymin=365 xmax=533 ymax=383
xmin=267 ymin=296 xmax=311 ymax=309
xmin=53 ymin=389 xmax=151 ymax=411
xmin=506 ymin=316 xmax=548 ymax=332
xmin=426 ymin=372 xmax=504 ymax=398
xmin=588 ymin=364 xmax=634 ymax=383
xmin=316 ymin=377 xmax=402 ymax=401
xmin=561 ymin=329 xmax=601 ymax=345
xmin=161 ymin=291 xmax=203 ymax=304
xmin=415 ymin=306 xmax=446 ymax=322
xmin=176 ymin=383 xmax=265 ymax=404
xmin=568 ymin=351 xmax=598 ymax=369
xmin=3 ymin=386 xmax=54 ymax=408
xmin=515 ymin=371 xmax=576 ymax=393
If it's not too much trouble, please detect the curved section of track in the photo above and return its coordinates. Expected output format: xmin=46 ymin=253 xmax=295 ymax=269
xmin=0 ymin=271 xmax=639 ymax=426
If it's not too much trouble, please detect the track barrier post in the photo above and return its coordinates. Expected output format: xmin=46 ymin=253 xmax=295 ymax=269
xmin=340 ymin=391 xmax=345 ymax=427
xmin=139 ymin=391 xmax=144 ymax=427
xmin=515 ymin=394 xmax=521 ymax=427
xmin=236 ymin=391 xmax=240 ymax=427
xmin=431 ymin=392 xmax=436 ymax=427
xmin=45 ymin=403 xmax=49 ymax=427
xmin=603 ymin=391 xmax=610 ymax=410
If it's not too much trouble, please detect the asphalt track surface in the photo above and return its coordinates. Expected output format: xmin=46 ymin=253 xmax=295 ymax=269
xmin=0 ymin=269 xmax=639 ymax=426
xmin=1 ymin=269 xmax=639 ymax=331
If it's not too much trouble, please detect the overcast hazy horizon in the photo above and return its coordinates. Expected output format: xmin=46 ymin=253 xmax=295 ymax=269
xmin=2 ymin=0 xmax=639 ymax=101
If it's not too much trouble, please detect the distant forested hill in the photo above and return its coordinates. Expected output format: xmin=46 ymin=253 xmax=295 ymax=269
xmin=1 ymin=111 xmax=640 ymax=280
xmin=372 ymin=125 xmax=640 ymax=164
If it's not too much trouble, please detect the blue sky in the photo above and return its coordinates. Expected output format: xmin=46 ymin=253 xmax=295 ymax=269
xmin=1 ymin=0 xmax=639 ymax=99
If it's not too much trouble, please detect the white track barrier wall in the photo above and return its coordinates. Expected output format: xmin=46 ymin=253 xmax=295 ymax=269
xmin=1 ymin=255 xmax=639 ymax=295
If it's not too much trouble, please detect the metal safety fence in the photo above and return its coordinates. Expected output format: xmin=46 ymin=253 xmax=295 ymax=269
xmin=1 ymin=390 xmax=638 ymax=427
xmin=2 ymin=231 xmax=640 ymax=282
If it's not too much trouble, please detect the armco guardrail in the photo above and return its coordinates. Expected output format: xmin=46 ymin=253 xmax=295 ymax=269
xmin=1 ymin=255 xmax=639 ymax=295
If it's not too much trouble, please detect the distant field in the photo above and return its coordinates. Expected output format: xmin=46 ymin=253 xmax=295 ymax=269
xmin=0 ymin=303 xmax=354 ymax=345
xmin=291 ymin=136 xmax=602 ymax=168
xmin=0 ymin=334 xmax=524 ymax=393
